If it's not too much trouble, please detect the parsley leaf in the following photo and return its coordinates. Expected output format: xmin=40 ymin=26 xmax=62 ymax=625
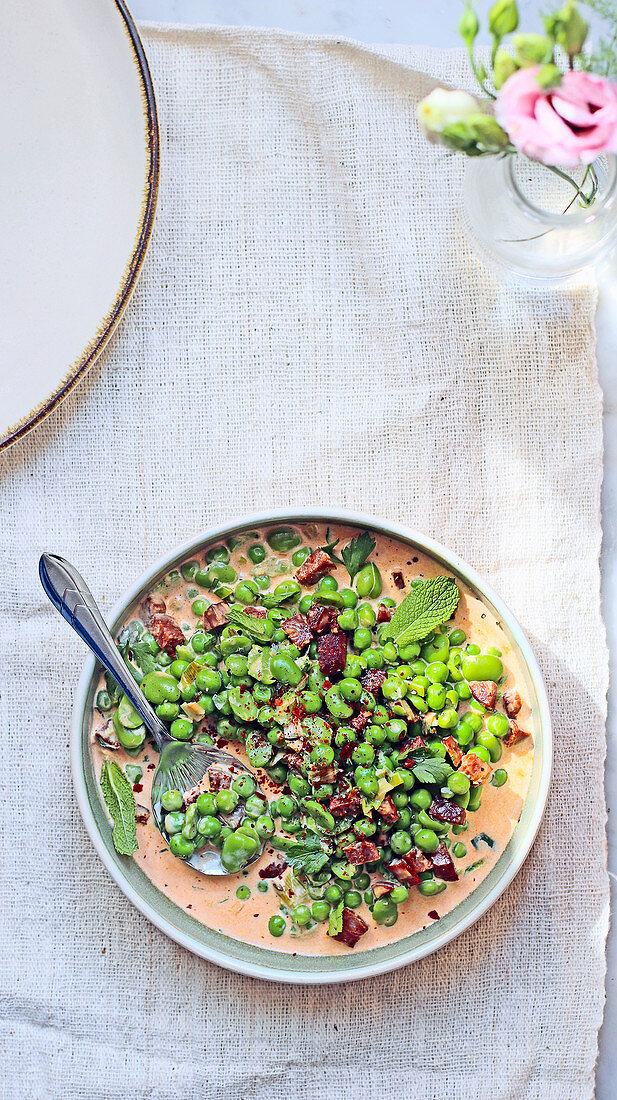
xmin=328 ymin=900 xmax=344 ymax=937
xmin=381 ymin=576 xmax=460 ymax=646
xmin=411 ymin=758 xmax=454 ymax=785
xmin=271 ymin=833 xmax=330 ymax=874
xmin=100 ymin=760 xmax=138 ymax=855
xmin=340 ymin=530 xmax=377 ymax=581
xmin=227 ymin=608 xmax=272 ymax=643
xmin=319 ymin=527 xmax=344 ymax=566
xmin=127 ymin=640 xmax=157 ymax=676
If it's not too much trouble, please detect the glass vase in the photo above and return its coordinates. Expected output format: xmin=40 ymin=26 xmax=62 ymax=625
xmin=462 ymin=153 xmax=617 ymax=283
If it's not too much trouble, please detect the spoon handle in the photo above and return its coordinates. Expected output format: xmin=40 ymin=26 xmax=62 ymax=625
xmin=39 ymin=553 xmax=168 ymax=749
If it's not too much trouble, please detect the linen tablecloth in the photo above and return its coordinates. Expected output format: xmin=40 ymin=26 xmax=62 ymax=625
xmin=0 ymin=25 xmax=608 ymax=1100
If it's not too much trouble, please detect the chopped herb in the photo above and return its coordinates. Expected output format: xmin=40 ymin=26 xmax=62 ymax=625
xmin=464 ymin=858 xmax=486 ymax=874
xmin=340 ymin=530 xmax=377 ymax=581
xmin=126 ymin=640 xmax=157 ymax=676
xmin=227 ymin=608 xmax=273 ymax=643
xmin=411 ymin=758 xmax=454 ymax=785
xmin=319 ymin=527 xmax=344 ymax=565
xmin=471 ymin=832 xmax=495 ymax=850
xmin=270 ymin=833 xmax=330 ymax=875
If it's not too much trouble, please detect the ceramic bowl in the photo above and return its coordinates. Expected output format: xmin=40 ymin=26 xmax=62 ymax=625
xmin=71 ymin=509 xmax=551 ymax=984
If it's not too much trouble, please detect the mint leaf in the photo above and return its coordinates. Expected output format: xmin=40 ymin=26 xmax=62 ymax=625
xmin=411 ymin=758 xmax=454 ymax=786
xmin=227 ymin=608 xmax=272 ymax=643
xmin=104 ymin=671 xmax=123 ymax=705
xmin=340 ymin=530 xmax=376 ymax=581
xmin=328 ymin=900 xmax=344 ymax=937
xmin=271 ymin=833 xmax=330 ymax=875
xmin=382 ymin=577 xmax=459 ymax=646
xmin=100 ymin=760 xmax=138 ymax=855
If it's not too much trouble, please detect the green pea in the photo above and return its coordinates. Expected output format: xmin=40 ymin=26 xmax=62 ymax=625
xmin=338 ymin=608 xmax=359 ymax=631
xmin=461 ymin=653 xmax=503 ymax=682
xmin=453 ymin=841 xmax=467 ymax=858
xmin=390 ymin=885 xmax=410 ymax=904
xmin=351 ymin=627 xmax=371 ymax=652
xmin=196 ymin=792 xmax=218 ymax=815
xmin=356 ymin=602 xmax=376 ymax=628
xmin=248 ymin=543 xmax=266 ymax=564
xmin=164 ymin=810 xmax=185 ymax=835
xmin=206 ymin=545 xmax=230 ymax=564
xmin=354 ymin=819 xmax=377 ymax=837
xmin=426 ymin=684 xmax=447 ymax=711
xmin=343 ymin=890 xmax=362 ymax=909
xmin=268 ymin=914 xmax=286 ymax=937
xmin=244 ymin=793 xmax=267 ymax=818
xmin=181 ymin=560 xmax=200 ymax=581
xmin=475 ymin=731 xmax=502 ymax=762
xmin=339 ymin=588 xmax=358 ymax=608
xmin=291 ymin=904 xmax=311 ymax=927
xmin=491 ymin=768 xmax=508 ymax=787
xmin=409 ymin=788 xmax=432 ymax=811
xmin=461 ymin=711 xmax=483 ymax=734
xmin=276 ymin=795 xmax=296 ymax=819
xmin=467 ymin=785 xmax=483 ymax=812
xmin=365 ymin=724 xmax=386 ymax=746
xmin=339 ymin=677 xmax=362 ymax=702
xmin=392 ymin=791 xmax=409 ymax=809
xmin=415 ymin=828 xmax=440 ymax=854
xmin=352 ymin=742 xmax=375 ymax=766
xmin=297 ymin=689 xmax=320 ymax=714
xmin=234 ymin=581 xmax=259 ymax=605
xmin=421 ymin=634 xmax=450 ymax=664
xmin=363 ymin=648 xmax=385 ymax=670
xmin=398 ymin=643 xmax=421 ymax=661
xmin=488 ymin=712 xmax=510 ymax=737
xmin=437 ymin=708 xmax=459 ymax=729
xmin=343 ymin=654 xmax=363 ymax=679
xmin=289 ymin=774 xmax=310 ymax=797
xmin=225 ymin=653 xmax=249 ymax=677
xmin=355 ymin=562 xmax=382 ymax=598
xmin=263 ymin=580 xmax=302 ymax=608
xmin=170 ymin=717 xmax=193 ymax=741
xmin=447 ymin=771 xmax=471 ymax=795
xmin=96 ymin=690 xmax=112 ymax=713
xmin=418 ymin=879 xmax=446 ymax=897
xmin=161 ymin=789 xmax=183 ymax=812
xmin=390 ymin=830 xmax=413 ymax=855
xmin=168 ymin=659 xmax=188 ymax=680
xmin=257 ymin=881 xmax=269 ymax=893
xmin=169 ymin=834 xmax=195 ymax=858
xmin=384 ymin=718 xmax=406 ymax=743
xmin=255 ymin=814 xmax=275 ymax=838
xmin=142 ymin=670 xmax=180 ymax=705
xmin=199 ymin=815 xmax=222 ymax=839
xmin=311 ymin=901 xmax=330 ymax=922
xmin=469 ymin=744 xmax=491 ymax=763
xmin=267 ymin=527 xmax=302 ymax=553
xmin=324 ymin=686 xmax=353 ymax=719
xmin=290 ymin=546 xmax=310 ymax=567
xmin=229 ymin=774 xmax=254 ymax=799
xmin=373 ymin=897 xmax=397 ymax=925
xmin=449 ymin=628 xmax=466 ymax=646
xmin=382 ymin=642 xmax=398 ymax=664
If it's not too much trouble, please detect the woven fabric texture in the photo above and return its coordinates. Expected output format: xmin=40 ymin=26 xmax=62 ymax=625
xmin=0 ymin=25 xmax=608 ymax=1100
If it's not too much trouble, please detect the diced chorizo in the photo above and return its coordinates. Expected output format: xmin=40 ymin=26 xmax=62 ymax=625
xmin=460 ymin=752 xmax=492 ymax=785
xmin=244 ymin=605 xmax=268 ymax=619
xmin=329 ymin=789 xmax=363 ymax=817
xmin=202 ymin=600 xmax=230 ymax=631
xmin=308 ymin=761 xmax=336 ymax=785
xmin=207 ymin=769 xmax=232 ymax=792
xmin=376 ymin=794 xmax=399 ymax=825
xmin=503 ymin=720 xmax=531 ymax=747
xmin=295 ymin=549 xmax=335 ymax=586
xmin=432 ymin=842 xmax=458 ymax=882
xmin=376 ymin=604 xmax=393 ymax=623
xmin=135 ymin=804 xmax=150 ymax=825
xmin=372 ymin=882 xmax=395 ymax=899
xmin=95 ymin=720 xmax=120 ymax=751
xmin=387 ymin=858 xmax=421 ymax=886
xmin=333 ymin=908 xmax=368 ymax=948
xmin=306 ymin=604 xmax=339 ymax=634
xmin=429 ymin=795 xmax=466 ymax=826
xmin=144 ymin=593 xmax=166 ymax=616
xmin=405 ymin=848 xmax=433 ymax=875
xmin=258 ymin=862 xmax=286 ymax=879
xmin=469 ymin=680 xmax=497 ymax=710
xmin=183 ymin=776 xmax=210 ymax=805
xmin=442 ymin=735 xmax=463 ymax=767
xmin=318 ymin=631 xmax=347 ymax=675
xmin=281 ymin=613 xmax=313 ymax=649
xmin=392 ymin=571 xmax=405 ymax=589
xmin=350 ymin=709 xmax=371 ymax=733
xmin=146 ymin=613 xmax=186 ymax=654
xmin=285 ymin=751 xmax=306 ymax=773
xmin=360 ymin=669 xmax=387 ymax=695
xmin=502 ymin=689 xmax=522 ymax=718
xmin=343 ymin=839 xmax=379 ymax=865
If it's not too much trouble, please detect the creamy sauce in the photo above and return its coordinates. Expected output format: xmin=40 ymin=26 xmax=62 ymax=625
xmin=90 ymin=523 xmax=534 ymax=954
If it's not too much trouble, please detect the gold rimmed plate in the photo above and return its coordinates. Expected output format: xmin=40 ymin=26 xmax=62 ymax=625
xmin=0 ymin=0 xmax=159 ymax=451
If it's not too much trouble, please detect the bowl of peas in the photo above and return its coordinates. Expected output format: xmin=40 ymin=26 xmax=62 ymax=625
xmin=72 ymin=509 xmax=551 ymax=983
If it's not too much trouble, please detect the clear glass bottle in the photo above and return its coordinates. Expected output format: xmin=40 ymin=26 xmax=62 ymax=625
xmin=462 ymin=153 xmax=617 ymax=283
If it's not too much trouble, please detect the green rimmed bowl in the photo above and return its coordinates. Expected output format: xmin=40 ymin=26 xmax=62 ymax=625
xmin=71 ymin=509 xmax=552 ymax=984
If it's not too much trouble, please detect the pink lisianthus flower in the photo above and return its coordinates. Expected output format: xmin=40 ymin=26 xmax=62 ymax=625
xmin=496 ymin=67 xmax=617 ymax=167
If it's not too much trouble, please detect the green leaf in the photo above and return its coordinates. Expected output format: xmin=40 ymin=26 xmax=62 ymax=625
xmin=227 ymin=608 xmax=271 ymax=643
xmin=328 ymin=900 xmax=344 ymax=938
xmin=104 ymin=671 xmax=123 ymax=705
xmin=100 ymin=760 xmax=138 ymax=855
xmin=319 ymin=527 xmax=344 ymax=565
xmin=381 ymin=576 xmax=460 ymax=647
xmin=411 ymin=758 xmax=454 ymax=786
xmin=126 ymin=639 xmax=157 ymax=676
xmin=340 ymin=530 xmax=377 ymax=581
xmin=271 ymin=833 xmax=330 ymax=875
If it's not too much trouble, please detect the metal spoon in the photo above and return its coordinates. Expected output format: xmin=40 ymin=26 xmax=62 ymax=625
xmin=39 ymin=553 xmax=265 ymax=875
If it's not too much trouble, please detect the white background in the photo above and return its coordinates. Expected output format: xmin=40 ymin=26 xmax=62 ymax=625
xmin=130 ymin=2 xmax=617 ymax=1093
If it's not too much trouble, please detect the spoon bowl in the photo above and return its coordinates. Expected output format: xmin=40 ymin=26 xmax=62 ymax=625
xmin=39 ymin=552 xmax=265 ymax=875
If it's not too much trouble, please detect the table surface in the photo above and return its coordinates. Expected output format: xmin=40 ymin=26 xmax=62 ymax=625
xmin=130 ymin=1 xmax=617 ymax=1092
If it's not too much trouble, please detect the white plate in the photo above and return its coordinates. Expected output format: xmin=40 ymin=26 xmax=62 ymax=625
xmin=72 ymin=509 xmax=552 ymax=984
xmin=0 ymin=0 xmax=158 ymax=451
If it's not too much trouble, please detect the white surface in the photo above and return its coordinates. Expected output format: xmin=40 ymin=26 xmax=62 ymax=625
xmin=0 ymin=0 xmax=152 ymax=445
xmin=125 ymin=1 xmax=617 ymax=1093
